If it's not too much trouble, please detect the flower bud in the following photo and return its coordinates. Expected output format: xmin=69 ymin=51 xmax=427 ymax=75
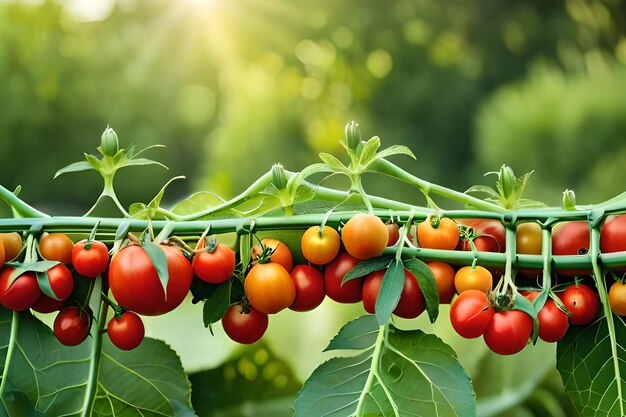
xmin=101 ymin=126 xmax=119 ymax=156
xmin=345 ymin=121 xmax=361 ymax=151
xmin=272 ymin=163 xmax=288 ymax=190
xmin=499 ymin=165 xmax=515 ymax=198
xmin=563 ymin=189 xmax=576 ymax=210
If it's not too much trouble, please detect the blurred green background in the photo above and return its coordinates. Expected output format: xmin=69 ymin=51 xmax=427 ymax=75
xmin=1 ymin=0 xmax=625 ymax=415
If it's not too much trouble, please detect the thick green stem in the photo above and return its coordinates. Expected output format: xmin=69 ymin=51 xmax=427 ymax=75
xmin=0 ymin=185 xmax=49 ymax=218
xmin=0 ymin=311 xmax=19 ymax=404
xmin=81 ymin=298 xmax=108 ymax=417
xmin=355 ymin=324 xmax=387 ymax=416
xmin=540 ymin=226 xmax=553 ymax=292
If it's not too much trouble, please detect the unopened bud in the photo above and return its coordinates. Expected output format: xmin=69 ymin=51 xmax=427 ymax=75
xmin=272 ymin=163 xmax=288 ymax=190
xmin=499 ymin=165 xmax=516 ymax=198
xmin=101 ymin=126 xmax=119 ymax=156
xmin=345 ymin=121 xmax=361 ymax=151
xmin=563 ymin=189 xmax=576 ymax=210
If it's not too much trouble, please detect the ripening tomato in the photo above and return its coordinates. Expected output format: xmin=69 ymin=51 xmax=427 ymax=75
xmin=608 ymin=281 xmax=626 ymax=316
xmin=456 ymin=219 xmax=505 ymax=253
xmin=483 ymin=310 xmax=533 ymax=355
xmin=193 ymin=239 xmax=236 ymax=284
xmin=525 ymin=292 xmax=569 ymax=343
xmin=427 ymin=261 xmax=456 ymax=304
xmin=72 ymin=240 xmax=110 ymax=278
xmin=417 ymin=217 xmax=459 ymax=250
xmin=108 ymin=311 xmax=145 ymax=350
xmin=362 ymin=269 xmax=425 ymax=319
xmin=31 ymin=294 xmax=64 ymax=314
xmin=601 ymin=215 xmax=626 ymax=271
xmin=289 ymin=265 xmax=326 ymax=312
xmin=560 ymin=283 xmax=599 ymax=325
xmin=252 ymin=239 xmax=293 ymax=272
xmin=0 ymin=241 xmax=4 ymax=267
xmin=450 ymin=290 xmax=494 ymax=339
xmin=0 ymin=268 xmax=41 ymax=311
xmin=39 ymin=233 xmax=74 ymax=264
xmin=45 ymin=264 xmax=74 ymax=301
xmin=454 ymin=265 xmax=493 ymax=294
xmin=552 ymin=222 xmax=590 ymax=275
xmin=244 ymin=262 xmax=295 ymax=314
xmin=108 ymin=244 xmax=193 ymax=316
xmin=301 ymin=226 xmax=340 ymax=265
xmin=324 ymin=252 xmax=363 ymax=303
xmin=386 ymin=223 xmax=400 ymax=247
xmin=0 ymin=233 xmax=22 ymax=262
xmin=341 ymin=214 xmax=389 ymax=260
xmin=516 ymin=223 xmax=542 ymax=255
xmin=54 ymin=306 xmax=91 ymax=346
xmin=221 ymin=304 xmax=268 ymax=344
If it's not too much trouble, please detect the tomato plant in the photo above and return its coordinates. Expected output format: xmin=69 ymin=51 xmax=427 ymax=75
xmin=341 ymin=213 xmax=388 ymax=260
xmin=192 ymin=239 xmax=236 ymax=284
xmin=244 ymin=262 xmax=295 ymax=314
xmin=362 ymin=269 xmax=425 ymax=319
xmin=560 ymin=283 xmax=600 ymax=325
xmin=53 ymin=306 xmax=91 ymax=346
xmin=107 ymin=311 xmax=145 ymax=350
xmin=221 ymin=304 xmax=268 ymax=344
xmin=608 ymin=281 xmax=626 ymax=316
xmin=449 ymin=290 xmax=494 ymax=338
xmin=417 ymin=216 xmax=459 ymax=250
xmin=323 ymin=252 xmax=363 ymax=303
xmin=483 ymin=310 xmax=533 ymax=355
xmin=0 ymin=268 xmax=41 ymax=311
xmin=301 ymin=225 xmax=340 ymax=265
xmin=289 ymin=265 xmax=326 ymax=312
xmin=39 ymin=233 xmax=73 ymax=264
xmin=72 ymin=239 xmax=109 ymax=278
xmin=454 ymin=265 xmax=493 ymax=294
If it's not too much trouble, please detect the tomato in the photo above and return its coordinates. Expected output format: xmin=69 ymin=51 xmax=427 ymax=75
xmin=289 ymin=265 xmax=326 ymax=312
xmin=221 ymin=304 xmax=268 ymax=344
xmin=560 ymin=283 xmax=599 ymax=325
xmin=427 ymin=261 xmax=456 ymax=304
xmin=417 ymin=217 xmax=459 ymax=250
xmin=301 ymin=226 xmax=340 ymax=265
xmin=386 ymin=223 xmax=400 ymax=247
xmin=362 ymin=269 xmax=425 ymax=319
xmin=601 ymin=215 xmax=626 ymax=271
xmin=31 ymin=294 xmax=64 ymax=314
xmin=39 ymin=233 xmax=74 ymax=264
xmin=72 ymin=240 xmax=109 ymax=278
xmin=0 ymin=268 xmax=41 ymax=311
xmin=192 ymin=240 xmax=236 ymax=284
xmin=324 ymin=252 xmax=363 ymax=303
xmin=46 ymin=264 xmax=74 ymax=301
xmin=0 ymin=233 xmax=22 ymax=261
xmin=516 ymin=223 xmax=542 ymax=255
xmin=457 ymin=219 xmax=505 ymax=253
xmin=108 ymin=311 xmax=145 ymax=350
xmin=53 ymin=306 xmax=91 ymax=346
xmin=483 ymin=310 xmax=533 ymax=355
xmin=252 ymin=238 xmax=293 ymax=272
xmin=525 ymin=291 xmax=569 ymax=342
xmin=108 ymin=244 xmax=193 ymax=316
xmin=0 ymin=241 xmax=4 ymax=266
xmin=609 ymin=281 xmax=626 ymax=316
xmin=449 ymin=290 xmax=494 ymax=338
xmin=454 ymin=265 xmax=493 ymax=294
xmin=244 ymin=262 xmax=295 ymax=314
xmin=552 ymin=221 xmax=590 ymax=275
xmin=341 ymin=214 xmax=388 ymax=260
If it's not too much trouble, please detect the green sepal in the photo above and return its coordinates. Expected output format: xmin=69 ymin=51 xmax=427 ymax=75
xmin=404 ymin=257 xmax=440 ymax=323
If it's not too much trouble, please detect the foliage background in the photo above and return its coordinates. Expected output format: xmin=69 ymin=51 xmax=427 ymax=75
xmin=1 ymin=0 xmax=625 ymax=415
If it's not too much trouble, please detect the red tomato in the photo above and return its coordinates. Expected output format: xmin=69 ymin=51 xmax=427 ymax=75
xmin=362 ymin=269 xmax=425 ymax=319
xmin=386 ymin=223 xmax=400 ymax=247
xmin=560 ymin=283 xmax=599 ymax=325
xmin=72 ymin=240 xmax=110 ymax=278
xmin=244 ymin=262 xmax=295 ymax=314
xmin=601 ymin=215 xmax=626 ymax=271
xmin=108 ymin=311 xmax=145 ymax=350
xmin=454 ymin=265 xmax=493 ymax=294
xmin=483 ymin=310 xmax=533 ymax=355
xmin=427 ymin=261 xmax=456 ymax=304
xmin=192 ymin=240 xmax=236 ymax=284
xmin=341 ymin=214 xmax=389 ymax=260
xmin=39 ymin=233 xmax=73 ymax=264
xmin=417 ymin=217 xmax=459 ymax=250
xmin=457 ymin=219 xmax=505 ymax=253
xmin=221 ymin=304 xmax=268 ymax=344
xmin=31 ymin=294 xmax=64 ymax=314
xmin=449 ymin=290 xmax=494 ymax=339
xmin=108 ymin=244 xmax=193 ymax=316
xmin=301 ymin=226 xmax=340 ymax=265
xmin=252 ymin=239 xmax=293 ymax=272
xmin=323 ymin=252 xmax=363 ymax=303
xmin=525 ymin=291 xmax=569 ymax=342
xmin=552 ymin=222 xmax=590 ymax=275
xmin=0 ymin=268 xmax=41 ymax=311
xmin=46 ymin=264 xmax=74 ymax=301
xmin=54 ymin=307 xmax=91 ymax=346
xmin=289 ymin=265 xmax=326 ymax=312
xmin=609 ymin=281 xmax=626 ymax=316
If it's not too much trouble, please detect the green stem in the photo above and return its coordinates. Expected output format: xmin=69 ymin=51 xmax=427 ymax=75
xmin=500 ymin=225 xmax=517 ymax=293
xmin=355 ymin=324 xmax=387 ymax=416
xmin=0 ymin=185 xmax=49 ymax=218
xmin=0 ymin=311 xmax=19 ymax=403
xmin=540 ymin=226 xmax=553 ymax=292
xmin=81 ymin=299 xmax=108 ymax=417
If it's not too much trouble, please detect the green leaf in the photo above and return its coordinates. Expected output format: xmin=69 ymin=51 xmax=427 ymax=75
xmin=170 ymin=191 xmax=236 ymax=218
xmin=287 ymin=163 xmax=334 ymax=196
xmin=404 ymin=257 xmax=440 ymax=323
xmin=324 ymin=315 xmax=380 ymax=351
xmin=294 ymin=316 xmax=475 ymax=417
xmin=142 ymin=242 xmax=169 ymax=297
xmin=557 ymin=314 xmax=626 ymax=417
xmin=35 ymin=270 xmax=59 ymax=300
xmin=203 ymin=280 xmax=232 ymax=327
xmin=114 ymin=220 xmax=132 ymax=242
xmin=189 ymin=344 xmax=300 ymax=417
xmin=319 ymin=153 xmax=347 ymax=171
xmin=465 ymin=185 xmax=500 ymax=199
xmin=53 ymin=161 xmax=94 ymax=179
xmin=85 ymin=153 xmax=104 ymax=170
xmin=356 ymin=136 xmax=380 ymax=167
xmin=342 ymin=255 xmax=394 ymax=284
xmin=374 ymin=259 xmax=406 ymax=325
xmin=128 ymin=202 xmax=149 ymax=218
xmin=148 ymin=176 xmax=186 ymax=210
xmin=7 ymin=261 xmax=60 ymax=286
xmin=120 ymin=157 xmax=168 ymax=170
xmin=374 ymin=144 xmax=416 ymax=161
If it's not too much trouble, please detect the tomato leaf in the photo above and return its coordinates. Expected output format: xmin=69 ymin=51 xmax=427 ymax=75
xmin=557 ymin=314 xmax=626 ymax=417
xmin=119 ymin=157 xmax=168 ymax=170
xmin=294 ymin=315 xmax=475 ymax=417
xmin=319 ymin=153 xmax=348 ymax=172
xmin=373 ymin=144 xmax=416 ymax=161
xmin=357 ymin=136 xmax=381 ymax=167
xmin=203 ymin=280 xmax=232 ymax=327
xmin=404 ymin=257 xmax=440 ymax=323
xmin=342 ymin=255 xmax=393 ymax=284
xmin=142 ymin=242 xmax=169 ymax=298
xmin=7 ymin=261 xmax=59 ymax=287
xmin=374 ymin=258 xmax=405 ymax=325
xmin=512 ymin=292 xmax=540 ymax=341
xmin=35 ymin=271 xmax=59 ymax=300
xmin=53 ymin=161 xmax=93 ymax=179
